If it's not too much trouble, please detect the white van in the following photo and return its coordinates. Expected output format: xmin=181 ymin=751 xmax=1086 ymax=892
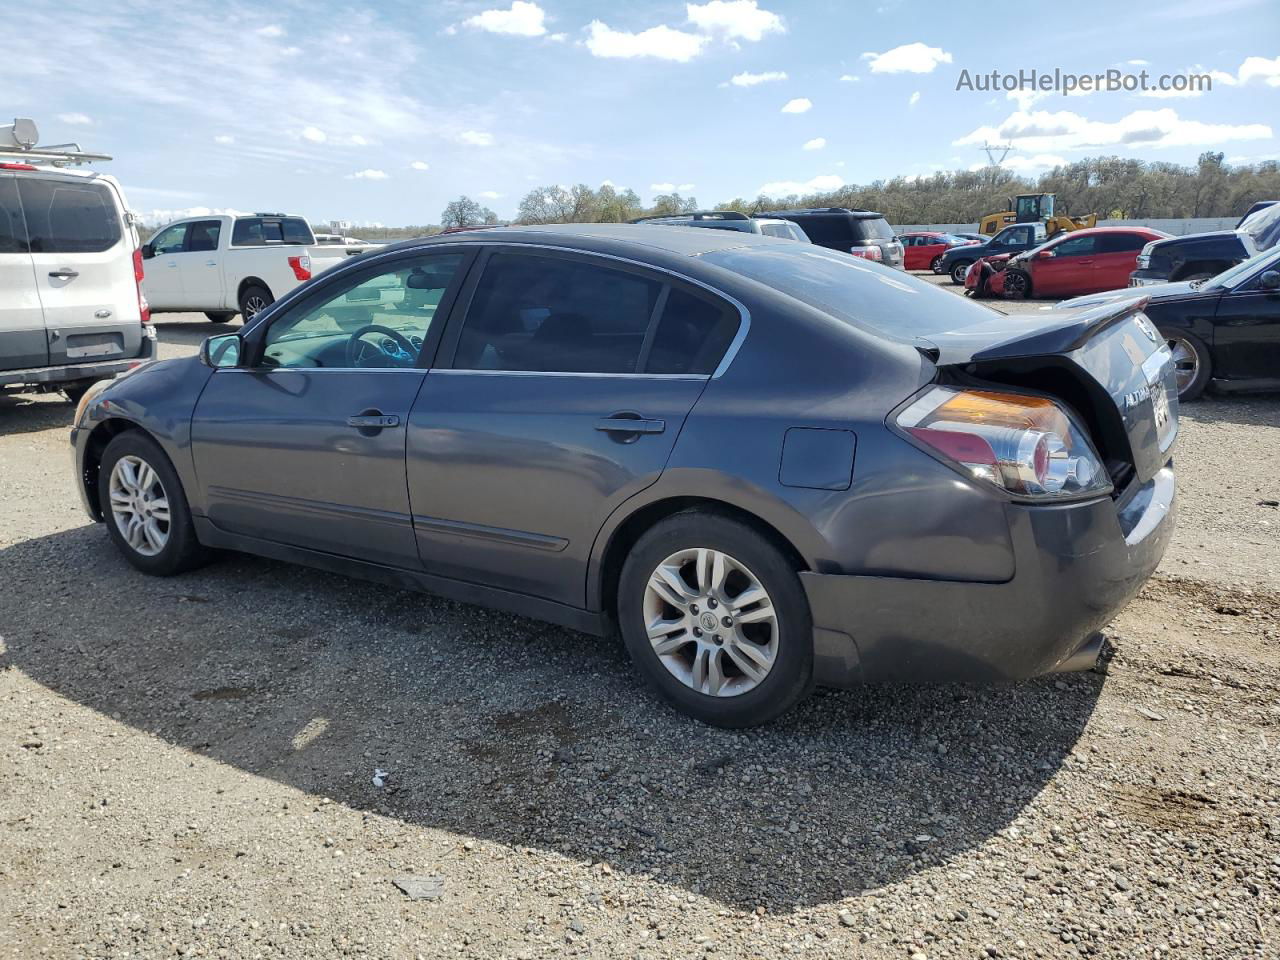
xmin=0 ymin=120 xmax=154 ymax=401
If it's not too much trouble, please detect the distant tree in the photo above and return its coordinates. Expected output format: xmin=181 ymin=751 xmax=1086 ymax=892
xmin=441 ymin=195 xmax=496 ymax=228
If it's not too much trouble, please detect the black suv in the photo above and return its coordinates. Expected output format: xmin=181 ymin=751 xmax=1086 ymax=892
xmin=753 ymin=208 xmax=904 ymax=269
xmin=632 ymin=210 xmax=809 ymax=242
xmin=1129 ymin=201 xmax=1280 ymax=286
xmin=937 ymin=222 xmax=1047 ymax=284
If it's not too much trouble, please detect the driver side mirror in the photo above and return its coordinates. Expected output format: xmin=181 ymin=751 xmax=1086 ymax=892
xmin=1260 ymin=270 xmax=1280 ymax=290
xmin=1035 ymin=250 xmax=1056 ymax=260
xmin=140 ymin=243 xmax=155 ymax=259
xmin=200 ymin=333 xmax=242 ymax=369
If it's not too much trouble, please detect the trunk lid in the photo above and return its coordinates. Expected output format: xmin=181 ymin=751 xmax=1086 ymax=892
xmin=920 ymin=299 xmax=1178 ymax=485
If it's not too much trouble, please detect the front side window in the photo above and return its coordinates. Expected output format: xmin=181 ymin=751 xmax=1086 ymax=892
xmin=150 ymin=222 xmax=189 ymax=255
xmin=454 ymin=253 xmax=661 ymax=373
xmin=259 ymin=254 xmax=465 ymax=369
xmin=1052 ymin=235 xmax=1098 ymax=258
xmin=18 ymin=179 xmax=122 ymax=253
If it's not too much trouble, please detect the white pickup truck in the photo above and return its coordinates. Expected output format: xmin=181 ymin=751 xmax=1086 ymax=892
xmin=141 ymin=213 xmax=378 ymax=322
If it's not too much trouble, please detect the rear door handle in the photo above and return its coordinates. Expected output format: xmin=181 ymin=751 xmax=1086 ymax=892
xmin=48 ymin=269 xmax=79 ymax=279
xmin=595 ymin=416 xmax=665 ymax=435
xmin=346 ymin=414 xmax=400 ymax=428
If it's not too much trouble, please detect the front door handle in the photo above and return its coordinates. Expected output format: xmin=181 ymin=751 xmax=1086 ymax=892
xmin=347 ymin=413 xmax=400 ymax=428
xmin=48 ymin=269 xmax=79 ymax=280
xmin=595 ymin=415 xmax=665 ymax=435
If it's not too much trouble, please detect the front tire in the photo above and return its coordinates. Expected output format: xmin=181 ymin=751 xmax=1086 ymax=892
xmin=98 ymin=432 xmax=210 ymax=576
xmin=617 ymin=510 xmax=813 ymax=727
xmin=950 ymin=260 xmax=973 ymax=284
xmin=205 ymin=311 xmax=236 ymax=323
xmin=1160 ymin=327 xmax=1211 ymax=401
xmin=1002 ymin=269 xmax=1032 ymax=299
xmin=238 ymin=285 xmax=273 ymax=322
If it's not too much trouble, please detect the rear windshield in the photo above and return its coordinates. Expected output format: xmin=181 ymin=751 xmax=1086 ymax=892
xmin=1239 ymin=202 xmax=1280 ymax=249
xmin=702 ymin=244 xmax=997 ymax=339
xmin=850 ymin=217 xmax=894 ymax=242
xmin=232 ymin=216 xmax=313 ymax=245
xmin=16 ymin=178 xmax=122 ymax=253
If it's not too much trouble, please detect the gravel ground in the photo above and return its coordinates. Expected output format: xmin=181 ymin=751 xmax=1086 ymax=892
xmin=2 ymin=299 xmax=1278 ymax=960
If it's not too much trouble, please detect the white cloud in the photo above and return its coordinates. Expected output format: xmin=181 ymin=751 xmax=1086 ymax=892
xmin=410 ymin=160 xmax=430 ymax=171
xmin=1127 ymin=59 xmax=1149 ymax=66
xmin=139 ymin=205 xmax=253 ymax=226
xmin=548 ymin=32 xmax=567 ymax=41
xmin=686 ymin=1 xmax=784 ymax=42
xmin=584 ymin=21 xmax=707 ymax=61
xmin=781 ymin=97 xmax=812 ymax=113
xmin=649 ymin=182 xmax=694 ymax=192
xmin=347 ymin=169 xmax=389 ymax=180
xmin=1239 ymin=55 xmax=1280 ymax=87
xmin=955 ymin=107 xmax=1273 ymax=152
xmin=255 ymin=24 xmax=285 ymax=38
xmin=758 ymin=174 xmax=844 ymax=196
xmin=802 ymin=137 xmax=826 ymax=151
xmin=478 ymin=190 xmax=503 ymax=199
xmin=730 ymin=70 xmax=787 ymax=86
xmin=1000 ymin=153 xmax=1068 ymax=172
xmin=861 ymin=42 xmax=952 ymax=74
xmin=1006 ymin=87 xmax=1050 ymax=110
xmin=300 ymin=126 xmax=327 ymax=143
xmin=57 ymin=112 xmax=92 ymax=125
xmin=839 ymin=74 xmax=860 ymax=82
xmin=213 ymin=134 xmax=235 ymax=144
xmin=457 ymin=130 xmax=495 ymax=146
xmin=463 ymin=2 xmax=547 ymax=37
xmin=908 ymin=91 xmax=921 ymax=106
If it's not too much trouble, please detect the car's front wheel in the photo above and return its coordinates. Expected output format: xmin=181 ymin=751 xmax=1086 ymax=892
xmin=99 ymin=431 xmax=210 ymax=576
xmin=1002 ymin=269 xmax=1032 ymax=299
xmin=617 ymin=510 xmax=813 ymax=727
xmin=949 ymin=260 xmax=973 ymax=284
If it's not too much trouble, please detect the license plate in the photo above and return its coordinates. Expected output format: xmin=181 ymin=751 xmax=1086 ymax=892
xmin=1150 ymin=379 xmax=1171 ymax=433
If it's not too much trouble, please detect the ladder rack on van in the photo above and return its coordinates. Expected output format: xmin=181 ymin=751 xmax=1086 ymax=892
xmin=0 ymin=118 xmax=111 ymax=167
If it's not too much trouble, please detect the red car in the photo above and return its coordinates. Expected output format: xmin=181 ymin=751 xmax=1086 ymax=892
xmin=965 ymin=226 xmax=1171 ymax=299
xmin=898 ymin=231 xmax=978 ymax=272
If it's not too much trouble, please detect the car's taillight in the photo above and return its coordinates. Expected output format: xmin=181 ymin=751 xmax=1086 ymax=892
xmin=288 ymin=255 xmax=312 ymax=281
xmin=849 ymin=245 xmax=883 ymax=261
xmin=0 ymin=162 xmax=38 ymax=170
xmin=896 ymin=387 xmax=1110 ymax=499
xmin=132 ymin=247 xmax=151 ymax=325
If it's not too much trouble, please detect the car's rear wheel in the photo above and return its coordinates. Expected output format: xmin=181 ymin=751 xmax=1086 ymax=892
xmin=205 ymin=311 xmax=236 ymax=323
xmin=238 ymin=285 xmax=273 ymax=322
xmin=930 ymin=255 xmax=944 ymax=273
xmin=1002 ymin=269 xmax=1032 ymax=299
xmin=99 ymin=432 xmax=211 ymax=576
xmin=617 ymin=510 xmax=813 ymax=727
xmin=1160 ymin=328 xmax=1211 ymax=401
xmin=950 ymin=260 xmax=973 ymax=284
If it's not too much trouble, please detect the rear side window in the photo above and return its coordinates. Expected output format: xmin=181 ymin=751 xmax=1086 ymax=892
xmin=849 ymin=217 xmax=894 ymax=242
xmin=454 ymin=252 xmax=661 ymax=373
xmin=645 ymin=287 xmax=739 ymax=375
xmin=1097 ymin=233 xmax=1148 ymax=254
xmin=0 ymin=178 xmax=26 ymax=253
xmin=17 ymin=179 xmax=121 ymax=253
xmin=187 ymin=220 xmax=221 ymax=252
xmin=232 ymin=218 xmax=264 ymax=245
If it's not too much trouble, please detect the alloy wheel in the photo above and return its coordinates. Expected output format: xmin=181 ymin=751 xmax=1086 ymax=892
xmin=244 ymin=295 xmax=267 ymax=319
xmin=1003 ymin=271 xmax=1029 ymax=298
xmin=1166 ymin=336 xmax=1199 ymax=396
xmin=642 ymin=547 xmax=779 ymax=697
xmin=108 ymin=455 xmax=170 ymax=557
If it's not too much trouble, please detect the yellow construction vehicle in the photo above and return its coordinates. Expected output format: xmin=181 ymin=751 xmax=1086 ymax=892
xmin=978 ymin=193 xmax=1097 ymax=237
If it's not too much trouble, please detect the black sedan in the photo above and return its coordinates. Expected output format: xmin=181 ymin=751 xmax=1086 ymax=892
xmin=70 ymin=225 xmax=1177 ymax=727
xmin=1061 ymin=246 xmax=1280 ymax=401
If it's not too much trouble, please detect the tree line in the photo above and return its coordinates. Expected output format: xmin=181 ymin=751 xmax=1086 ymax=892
xmin=410 ymin=152 xmax=1278 ymax=234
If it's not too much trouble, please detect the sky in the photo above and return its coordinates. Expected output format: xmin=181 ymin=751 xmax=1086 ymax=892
xmin=7 ymin=0 xmax=1279 ymax=226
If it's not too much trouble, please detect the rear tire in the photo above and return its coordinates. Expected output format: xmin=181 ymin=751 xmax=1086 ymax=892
xmin=237 ymin=285 xmax=273 ymax=322
xmin=1160 ymin=327 xmax=1212 ymax=401
xmin=61 ymin=381 xmax=97 ymax=403
xmin=950 ymin=260 xmax=973 ymax=284
xmin=205 ymin=311 xmax=236 ymax=323
xmin=617 ymin=510 xmax=813 ymax=727
xmin=98 ymin=431 xmax=211 ymax=576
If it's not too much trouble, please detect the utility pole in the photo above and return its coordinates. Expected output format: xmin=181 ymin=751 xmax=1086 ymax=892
xmin=982 ymin=142 xmax=1014 ymax=166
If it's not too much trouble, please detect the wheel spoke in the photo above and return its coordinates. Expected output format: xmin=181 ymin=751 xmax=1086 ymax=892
xmin=649 ymin=564 xmax=694 ymax=610
xmin=690 ymin=646 xmax=710 ymax=693
xmin=143 ymin=518 xmax=166 ymax=552
xmin=694 ymin=548 xmax=729 ymax=599
xmin=727 ymin=637 xmax=773 ymax=677
xmin=734 ymin=600 xmax=775 ymax=625
xmin=116 ymin=458 xmax=139 ymax=494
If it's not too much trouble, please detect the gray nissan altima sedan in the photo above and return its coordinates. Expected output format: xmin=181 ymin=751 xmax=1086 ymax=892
xmin=70 ymin=224 xmax=1179 ymax=726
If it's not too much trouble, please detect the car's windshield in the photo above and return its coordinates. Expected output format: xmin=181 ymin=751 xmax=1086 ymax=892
xmin=1239 ymin=202 xmax=1280 ymax=248
xmin=703 ymin=244 xmax=1000 ymax=340
xmin=1206 ymin=245 xmax=1280 ymax=289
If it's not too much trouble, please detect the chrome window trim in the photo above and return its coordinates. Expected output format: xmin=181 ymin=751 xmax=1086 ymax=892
xmin=431 ymin=369 xmax=707 ymax=381
xmin=275 ymin=238 xmax=753 ymax=379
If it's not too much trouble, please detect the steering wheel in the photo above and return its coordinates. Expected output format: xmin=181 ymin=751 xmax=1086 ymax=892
xmin=345 ymin=324 xmax=418 ymax=368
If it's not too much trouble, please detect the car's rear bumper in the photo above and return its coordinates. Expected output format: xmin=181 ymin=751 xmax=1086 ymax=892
xmin=0 ymin=333 xmax=156 ymax=389
xmin=804 ymin=467 xmax=1175 ymax=686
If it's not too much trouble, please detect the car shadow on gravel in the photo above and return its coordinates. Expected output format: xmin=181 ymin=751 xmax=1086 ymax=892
xmin=1180 ymin=392 xmax=1280 ymax=429
xmin=0 ymin=393 xmax=75 ymax=436
xmin=1 ymin=526 xmax=1104 ymax=912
